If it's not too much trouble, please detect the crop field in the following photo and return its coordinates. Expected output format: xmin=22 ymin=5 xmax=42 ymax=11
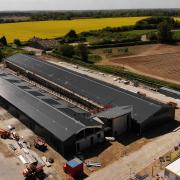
xmin=175 ymin=17 xmax=180 ymax=21
xmin=0 ymin=17 xmax=147 ymax=42
xmin=100 ymin=44 xmax=180 ymax=84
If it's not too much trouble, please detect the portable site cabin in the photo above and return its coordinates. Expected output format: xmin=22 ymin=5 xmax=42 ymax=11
xmin=165 ymin=158 xmax=180 ymax=180
xmin=94 ymin=106 xmax=133 ymax=136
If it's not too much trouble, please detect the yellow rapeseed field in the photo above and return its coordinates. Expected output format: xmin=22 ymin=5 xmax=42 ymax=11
xmin=0 ymin=17 xmax=146 ymax=43
xmin=175 ymin=17 xmax=180 ymax=21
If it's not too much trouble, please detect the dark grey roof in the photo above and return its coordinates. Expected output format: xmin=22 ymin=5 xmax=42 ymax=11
xmin=95 ymin=106 xmax=132 ymax=119
xmin=0 ymin=72 xmax=102 ymax=142
xmin=6 ymin=54 xmax=168 ymax=124
xmin=159 ymin=87 xmax=180 ymax=97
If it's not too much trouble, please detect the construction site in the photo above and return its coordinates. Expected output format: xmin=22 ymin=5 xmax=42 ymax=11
xmin=0 ymin=53 xmax=180 ymax=179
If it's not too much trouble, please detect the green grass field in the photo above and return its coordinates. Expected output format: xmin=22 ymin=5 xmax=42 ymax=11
xmin=174 ymin=30 xmax=180 ymax=39
xmin=0 ymin=17 xmax=147 ymax=43
xmin=121 ymin=29 xmax=156 ymax=36
xmin=86 ymin=29 xmax=156 ymax=44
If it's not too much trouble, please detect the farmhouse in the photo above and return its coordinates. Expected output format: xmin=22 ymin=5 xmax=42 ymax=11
xmin=5 ymin=54 xmax=175 ymax=135
xmin=28 ymin=37 xmax=59 ymax=51
xmin=94 ymin=106 xmax=133 ymax=136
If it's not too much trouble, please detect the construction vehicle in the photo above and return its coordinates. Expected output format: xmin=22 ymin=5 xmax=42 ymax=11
xmin=11 ymin=132 xmax=20 ymax=141
xmin=22 ymin=162 xmax=44 ymax=178
xmin=0 ymin=128 xmax=20 ymax=140
xmin=0 ymin=128 xmax=11 ymax=139
xmin=34 ymin=137 xmax=47 ymax=151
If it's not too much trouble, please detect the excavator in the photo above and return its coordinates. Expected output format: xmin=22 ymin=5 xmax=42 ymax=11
xmin=0 ymin=128 xmax=19 ymax=141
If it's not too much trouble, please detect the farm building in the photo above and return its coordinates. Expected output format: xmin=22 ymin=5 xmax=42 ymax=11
xmin=93 ymin=106 xmax=133 ymax=136
xmin=5 ymin=54 xmax=175 ymax=134
xmin=165 ymin=158 xmax=180 ymax=180
xmin=159 ymin=87 xmax=180 ymax=99
xmin=28 ymin=37 xmax=59 ymax=51
xmin=0 ymin=71 xmax=104 ymax=155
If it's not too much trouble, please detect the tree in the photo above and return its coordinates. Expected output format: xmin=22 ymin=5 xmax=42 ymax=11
xmin=64 ymin=30 xmax=78 ymax=43
xmin=14 ymin=39 xmax=21 ymax=46
xmin=0 ymin=36 xmax=7 ymax=46
xmin=59 ymin=44 xmax=75 ymax=58
xmin=147 ymin=32 xmax=158 ymax=41
xmin=76 ymin=43 xmax=88 ymax=62
xmin=135 ymin=16 xmax=175 ymax=30
xmin=157 ymin=21 xmax=173 ymax=43
xmin=0 ymin=50 xmax=4 ymax=62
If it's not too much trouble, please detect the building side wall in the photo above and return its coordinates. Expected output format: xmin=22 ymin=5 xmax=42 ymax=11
xmin=63 ymin=136 xmax=76 ymax=156
xmin=76 ymin=131 xmax=104 ymax=152
xmin=141 ymin=106 xmax=175 ymax=132
xmin=112 ymin=115 xmax=128 ymax=136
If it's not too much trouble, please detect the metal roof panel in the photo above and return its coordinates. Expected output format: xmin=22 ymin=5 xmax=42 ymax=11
xmin=6 ymin=54 xmax=169 ymax=123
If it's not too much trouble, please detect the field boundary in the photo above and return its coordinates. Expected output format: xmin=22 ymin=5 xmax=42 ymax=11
xmin=89 ymin=41 xmax=158 ymax=49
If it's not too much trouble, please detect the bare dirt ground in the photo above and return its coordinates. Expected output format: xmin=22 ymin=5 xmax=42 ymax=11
xmin=96 ymin=44 xmax=180 ymax=84
xmin=88 ymin=118 xmax=180 ymax=180
xmin=94 ymin=44 xmax=180 ymax=58
xmin=0 ymin=151 xmax=24 ymax=180
xmin=0 ymin=106 xmax=69 ymax=180
xmin=83 ymin=136 xmax=150 ymax=176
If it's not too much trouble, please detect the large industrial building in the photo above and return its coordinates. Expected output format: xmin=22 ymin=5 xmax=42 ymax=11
xmin=0 ymin=53 xmax=176 ymax=155
xmin=5 ymin=54 xmax=175 ymax=134
xmin=0 ymin=72 xmax=104 ymax=155
xmin=94 ymin=106 xmax=133 ymax=136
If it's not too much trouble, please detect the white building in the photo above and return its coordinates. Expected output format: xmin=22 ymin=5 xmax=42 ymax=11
xmin=94 ymin=106 xmax=133 ymax=136
xmin=165 ymin=158 xmax=180 ymax=180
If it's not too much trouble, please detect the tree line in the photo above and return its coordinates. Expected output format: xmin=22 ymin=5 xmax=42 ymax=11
xmin=78 ymin=16 xmax=179 ymax=45
xmin=0 ymin=9 xmax=179 ymax=22
xmin=30 ymin=9 xmax=180 ymax=21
